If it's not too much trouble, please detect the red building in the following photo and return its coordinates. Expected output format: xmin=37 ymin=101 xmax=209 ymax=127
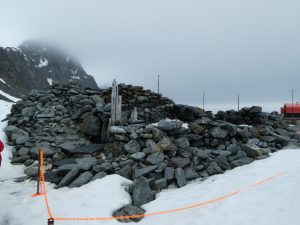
xmin=281 ymin=103 xmax=300 ymax=118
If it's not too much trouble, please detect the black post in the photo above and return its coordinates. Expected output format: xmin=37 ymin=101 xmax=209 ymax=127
xmin=36 ymin=150 xmax=41 ymax=194
xmin=48 ymin=218 xmax=54 ymax=225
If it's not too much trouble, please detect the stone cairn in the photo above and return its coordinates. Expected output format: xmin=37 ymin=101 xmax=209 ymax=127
xmin=3 ymin=82 xmax=300 ymax=222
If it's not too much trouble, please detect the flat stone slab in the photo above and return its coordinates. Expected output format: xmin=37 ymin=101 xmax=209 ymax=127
xmin=63 ymin=144 xmax=105 ymax=154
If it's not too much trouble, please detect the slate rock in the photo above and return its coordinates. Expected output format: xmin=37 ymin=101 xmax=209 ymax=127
xmin=93 ymin=162 xmax=113 ymax=173
xmin=124 ymin=140 xmax=141 ymax=154
xmin=175 ymin=168 xmax=187 ymax=187
xmin=174 ymin=138 xmax=190 ymax=149
xmin=25 ymin=167 xmax=39 ymax=177
xmin=80 ymin=115 xmax=101 ymax=136
xmin=113 ymin=205 xmax=145 ymax=223
xmin=215 ymin=155 xmax=231 ymax=170
xmin=69 ymin=171 xmax=93 ymax=188
xmin=11 ymin=155 xmax=30 ymax=163
xmin=164 ymin=167 xmax=175 ymax=181
xmin=241 ymin=144 xmax=263 ymax=158
xmin=75 ymin=157 xmax=97 ymax=170
xmin=169 ymin=157 xmax=191 ymax=168
xmin=152 ymin=178 xmax=168 ymax=190
xmin=231 ymin=157 xmax=254 ymax=167
xmin=207 ymin=161 xmax=223 ymax=175
xmin=44 ymin=171 xmax=63 ymax=184
xmin=63 ymin=144 xmax=104 ymax=154
xmin=134 ymin=165 xmax=158 ymax=178
xmin=91 ymin=172 xmax=108 ymax=181
xmin=53 ymin=158 xmax=77 ymax=167
xmin=210 ymin=127 xmax=228 ymax=139
xmin=147 ymin=153 xmax=164 ymax=165
xmin=158 ymin=136 xmax=177 ymax=151
xmin=57 ymin=168 xmax=80 ymax=188
xmin=109 ymin=126 xmax=127 ymax=134
xmin=130 ymin=152 xmax=146 ymax=161
xmin=57 ymin=164 xmax=78 ymax=176
xmin=157 ymin=120 xmax=183 ymax=131
xmin=184 ymin=167 xmax=199 ymax=180
xmin=152 ymin=128 xmax=165 ymax=142
xmin=132 ymin=178 xmax=155 ymax=206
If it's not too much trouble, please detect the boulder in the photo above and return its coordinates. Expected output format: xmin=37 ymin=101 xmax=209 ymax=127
xmin=57 ymin=168 xmax=80 ymax=188
xmin=113 ymin=205 xmax=145 ymax=223
xmin=207 ymin=161 xmax=223 ymax=175
xmin=241 ymin=144 xmax=263 ymax=158
xmin=124 ymin=140 xmax=141 ymax=154
xmin=146 ymin=153 xmax=164 ymax=165
xmin=169 ymin=157 xmax=191 ymax=168
xmin=134 ymin=165 xmax=158 ymax=178
xmin=209 ymin=127 xmax=228 ymax=139
xmin=132 ymin=178 xmax=155 ymax=206
xmin=69 ymin=171 xmax=93 ymax=188
xmin=80 ymin=115 xmax=101 ymax=136
xmin=158 ymin=136 xmax=177 ymax=151
xmin=157 ymin=120 xmax=183 ymax=131
xmin=174 ymin=168 xmax=187 ymax=187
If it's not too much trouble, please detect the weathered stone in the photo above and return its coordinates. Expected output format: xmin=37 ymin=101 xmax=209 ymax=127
xmin=241 ymin=144 xmax=263 ymax=158
xmin=57 ymin=164 xmax=78 ymax=176
xmin=104 ymin=143 xmax=122 ymax=157
xmin=24 ymin=167 xmax=38 ymax=177
xmin=184 ymin=167 xmax=198 ymax=180
xmin=157 ymin=120 xmax=183 ymax=131
xmin=134 ymin=165 xmax=158 ymax=178
xmin=147 ymin=153 xmax=164 ymax=165
xmin=152 ymin=178 xmax=168 ymax=190
xmin=11 ymin=155 xmax=30 ymax=163
xmin=53 ymin=158 xmax=77 ymax=167
xmin=109 ymin=126 xmax=127 ymax=134
xmin=174 ymin=138 xmax=190 ymax=149
xmin=130 ymin=152 xmax=146 ymax=160
xmin=69 ymin=171 xmax=93 ymax=188
xmin=44 ymin=171 xmax=63 ymax=184
xmin=207 ymin=161 xmax=223 ymax=175
xmin=169 ymin=157 xmax=190 ymax=168
xmin=57 ymin=168 xmax=80 ymax=188
xmin=4 ymin=125 xmax=18 ymax=138
xmin=145 ymin=139 xmax=162 ymax=152
xmin=62 ymin=144 xmax=104 ymax=154
xmin=210 ymin=127 xmax=228 ymax=139
xmin=189 ymin=123 xmax=206 ymax=134
xmin=158 ymin=136 xmax=177 ymax=151
xmin=93 ymin=162 xmax=113 ymax=172
xmin=164 ymin=167 xmax=175 ymax=181
xmin=113 ymin=205 xmax=145 ymax=223
xmin=152 ymin=128 xmax=165 ymax=142
xmin=231 ymin=157 xmax=254 ymax=167
xmin=117 ymin=165 xmax=133 ymax=179
xmin=174 ymin=168 xmax=187 ymax=187
xmin=124 ymin=140 xmax=141 ymax=154
xmin=132 ymin=178 xmax=155 ymax=206
xmin=75 ymin=157 xmax=97 ymax=170
xmin=215 ymin=155 xmax=231 ymax=170
xmin=91 ymin=172 xmax=108 ymax=181
xmin=80 ymin=115 xmax=101 ymax=136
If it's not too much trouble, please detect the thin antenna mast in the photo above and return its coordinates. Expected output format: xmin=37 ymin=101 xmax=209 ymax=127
xmin=158 ymin=74 xmax=160 ymax=94
xmin=202 ymin=91 xmax=205 ymax=110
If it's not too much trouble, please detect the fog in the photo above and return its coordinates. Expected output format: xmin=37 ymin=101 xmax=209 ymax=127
xmin=1 ymin=0 xmax=300 ymax=108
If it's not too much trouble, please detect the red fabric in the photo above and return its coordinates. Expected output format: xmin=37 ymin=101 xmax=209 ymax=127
xmin=0 ymin=140 xmax=4 ymax=166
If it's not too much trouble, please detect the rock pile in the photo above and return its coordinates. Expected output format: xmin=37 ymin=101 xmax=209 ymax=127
xmin=3 ymin=83 xmax=300 ymax=223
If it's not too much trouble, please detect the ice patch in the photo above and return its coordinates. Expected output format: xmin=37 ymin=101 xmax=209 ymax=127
xmin=71 ymin=75 xmax=80 ymax=80
xmin=70 ymin=68 xmax=78 ymax=75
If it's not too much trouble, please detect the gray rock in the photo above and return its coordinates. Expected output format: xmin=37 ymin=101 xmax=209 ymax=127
xmin=174 ymin=138 xmax=190 ymax=149
xmin=21 ymin=106 xmax=35 ymax=117
xmin=63 ymin=144 xmax=104 ymax=154
xmin=189 ymin=147 xmax=209 ymax=159
xmin=69 ymin=171 xmax=93 ymax=188
xmin=113 ymin=205 xmax=145 ymax=223
xmin=124 ymin=140 xmax=141 ymax=154
xmin=57 ymin=164 xmax=78 ymax=176
xmin=91 ymin=172 xmax=108 ymax=181
xmin=75 ymin=157 xmax=97 ymax=170
xmin=241 ymin=144 xmax=263 ymax=158
xmin=104 ymin=143 xmax=122 ymax=157
xmin=14 ymin=131 xmax=29 ymax=145
xmin=210 ymin=127 xmax=228 ymax=139
xmin=57 ymin=168 xmax=80 ymax=188
xmin=153 ymin=178 xmax=168 ymax=190
xmin=157 ymin=120 xmax=183 ymax=131
xmin=54 ymin=158 xmax=77 ymax=167
xmin=184 ymin=167 xmax=199 ymax=180
xmin=247 ymin=138 xmax=259 ymax=145
xmin=145 ymin=139 xmax=162 ymax=152
xmin=109 ymin=126 xmax=127 ymax=134
xmin=11 ymin=155 xmax=30 ymax=163
xmin=117 ymin=165 xmax=133 ymax=179
xmin=207 ymin=161 xmax=223 ymax=175
xmin=152 ymin=127 xmax=165 ymax=142
xmin=215 ymin=155 xmax=231 ymax=170
xmin=158 ymin=136 xmax=177 ymax=151
xmin=132 ymin=178 xmax=155 ymax=206
xmin=80 ymin=115 xmax=101 ymax=136
xmin=231 ymin=157 xmax=254 ymax=167
xmin=130 ymin=152 xmax=146 ymax=160
xmin=147 ymin=153 xmax=164 ymax=165
xmin=44 ymin=171 xmax=63 ymax=184
xmin=174 ymin=168 xmax=187 ymax=187
xmin=25 ymin=167 xmax=39 ymax=177
xmin=164 ymin=167 xmax=175 ymax=181
xmin=249 ymin=106 xmax=262 ymax=113
xmin=93 ymin=162 xmax=113 ymax=172
xmin=4 ymin=125 xmax=18 ymax=138
xmin=134 ymin=165 xmax=158 ymax=178
xmin=169 ymin=157 xmax=191 ymax=168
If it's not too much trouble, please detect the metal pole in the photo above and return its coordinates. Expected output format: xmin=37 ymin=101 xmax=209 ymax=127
xmin=238 ymin=94 xmax=240 ymax=111
xmin=47 ymin=218 xmax=55 ymax=225
xmin=292 ymin=89 xmax=294 ymax=123
xmin=158 ymin=74 xmax=160 ymax=94
xmin=36 ymin=150 xmax=41 ymax=194
xmin=202 ymin=91 xmax=205 ymax=110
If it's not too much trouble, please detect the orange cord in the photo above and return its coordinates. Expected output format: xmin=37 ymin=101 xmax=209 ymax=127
xmin=34 ymin=150 xmax=294 ymax=222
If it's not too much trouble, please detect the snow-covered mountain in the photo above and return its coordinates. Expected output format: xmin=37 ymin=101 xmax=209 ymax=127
xmin=0 ymin=41 xmax=98 ymax=101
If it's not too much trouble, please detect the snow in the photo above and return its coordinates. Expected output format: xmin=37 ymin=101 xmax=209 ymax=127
xmin=66 ymin=57 xmax=70 ymax=63
xmin=70 ymin=68 xmax=78 ymax=75
xmin=47 ymin=78 xmax=53 ymax=86
xmin=0 ymin=78 xmax=6 ymax=84
xmin=0 ymin=90 xmax=20 ymax=102
xmin=1 ymin=102 xmax=300 ymax=225
xmin=38 ymin=58 xmax=48 ymax=67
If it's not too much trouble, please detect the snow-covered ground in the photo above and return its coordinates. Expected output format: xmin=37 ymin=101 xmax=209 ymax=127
xmin=1 ymin=100 xmax=300 ymax=225
xmin=0 ymin=90 xmax=20 ymax=102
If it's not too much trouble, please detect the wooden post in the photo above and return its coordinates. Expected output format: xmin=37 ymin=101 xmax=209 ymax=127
xmin=110 ymin=79 xmax=122 ymax=125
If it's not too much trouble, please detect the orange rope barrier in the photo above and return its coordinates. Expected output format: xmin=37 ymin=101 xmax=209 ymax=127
xmin=35 ymin=151 xmax=295 ymax=222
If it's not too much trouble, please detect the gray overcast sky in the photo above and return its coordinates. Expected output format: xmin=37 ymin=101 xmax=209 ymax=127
xmin=0 ymin=0 xmax=300 ymax=109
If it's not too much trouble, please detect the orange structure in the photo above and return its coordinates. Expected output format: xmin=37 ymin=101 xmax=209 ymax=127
xmin=281 ymin=103 xmax=300 ymax=118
